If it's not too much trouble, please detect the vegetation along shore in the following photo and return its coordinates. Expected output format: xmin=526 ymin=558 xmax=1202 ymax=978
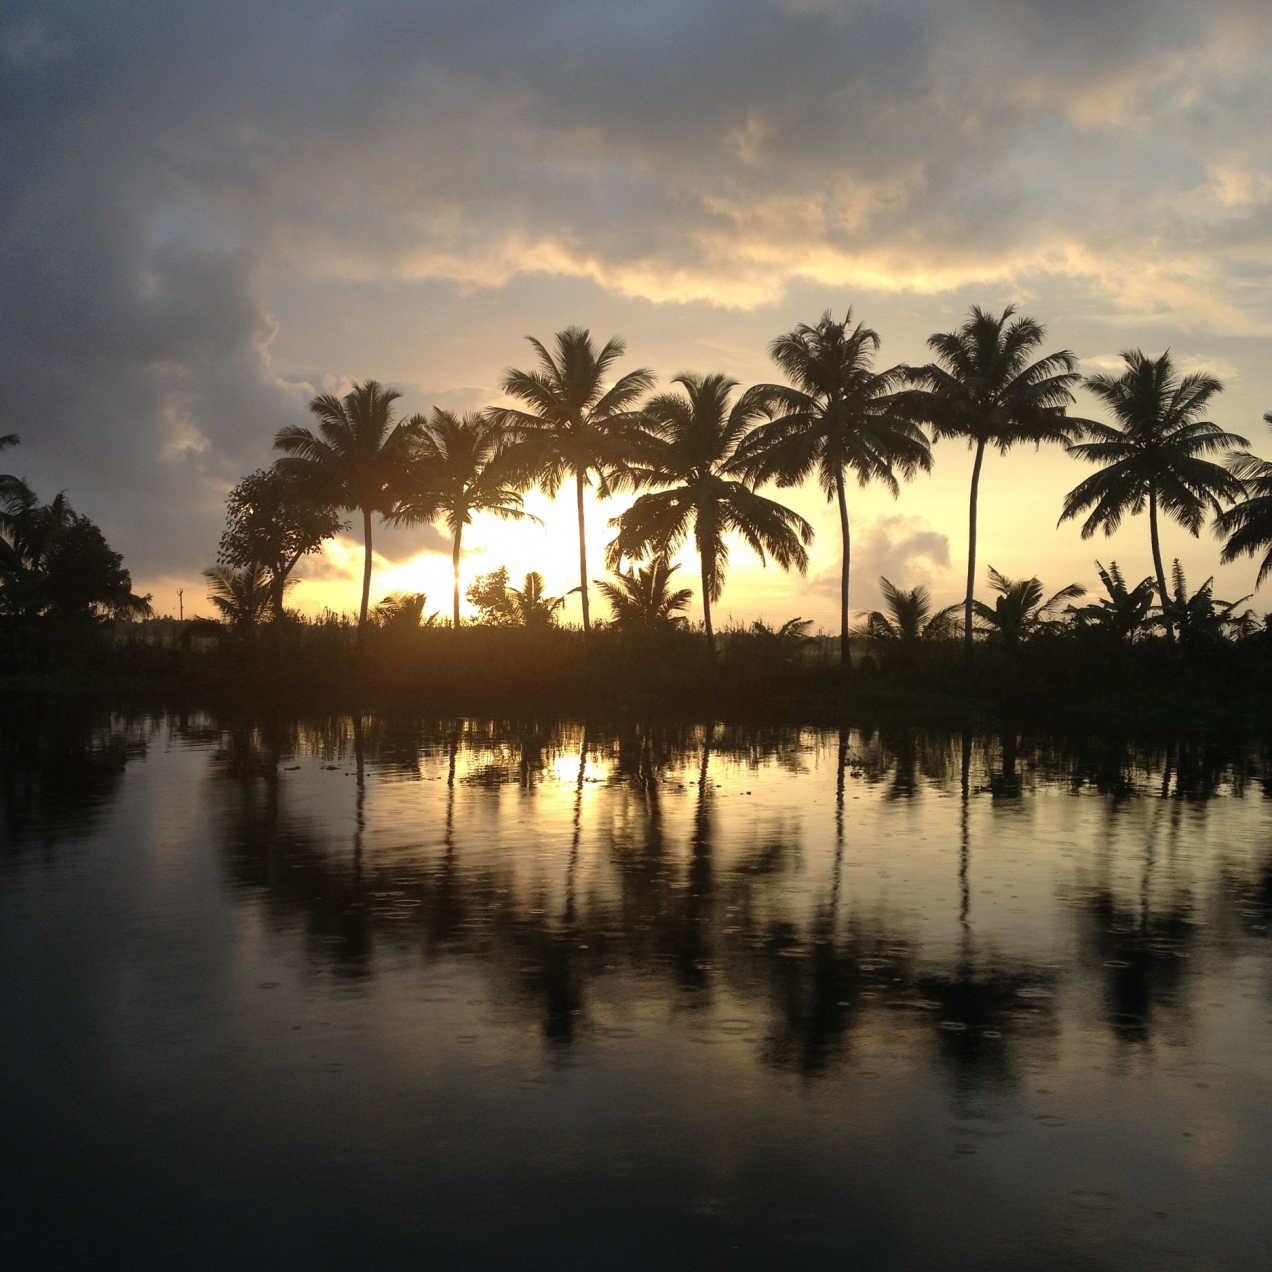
xmin=3 ymin=303 xmax=1272 ymax=728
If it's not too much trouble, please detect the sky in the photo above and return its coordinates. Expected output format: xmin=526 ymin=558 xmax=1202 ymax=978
xmin=2 ymin=0 xmax=1271 ymax=626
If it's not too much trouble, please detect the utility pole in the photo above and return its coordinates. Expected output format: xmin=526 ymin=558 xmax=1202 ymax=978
xmin=178 ymin=589 xmax=184 ymax=622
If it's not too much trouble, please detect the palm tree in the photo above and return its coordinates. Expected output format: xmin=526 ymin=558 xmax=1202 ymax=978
xmin=1066 ymin=561 xmax=1157 ymax=642
xmin=854 ymin=577 xmax=958 ymax=644
xmin=1216 ymin=414 xmax=1272 ymax=589
xmin=1059 ymin=351 xmax=1246 ymax=644
xmin=972 ymin=567 xmax=1083 ymax=646
xmin=606 ymin=373 xmax=814 ymax=656
xmin=392 ymin=409 xmax=537 ymax=627
xmin=1164 ymin=560 xmax=1253 ymax=647
xmin=203 ymin=564 xmax=273 ymax=628
xmin=274 ymin=381 xmax=422 ymax=630
xmin=741 ymin=311 xmax=931 ymax=667
xmin=495 ymin=328 xmax=654 ymax=634
xmin=596 ymin=559 xmax=693 ymax=631
xmin=901 ymin=306 xmax=1081 ymax=655
xmin=506 ymin=571 xmax=565 ymax=628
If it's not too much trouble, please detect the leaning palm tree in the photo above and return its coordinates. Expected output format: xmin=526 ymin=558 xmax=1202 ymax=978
xmin=740 ymin=311 xmax=931 ymax=667
xmin=973 ymin=567 xmax=1083 ymax=647
xmin=1216 ymin=414 xmax=1272 ymax=589
xmin=274 ymin=381 xmax=422 ymax=630
xmin=901 ymin=306 xmax=1081 ymax=654
xmin=203 ymin=564 xmax=273 ymax=629
xmin=596 ymin=558 xmax=693 ymax=631
xmin=854 ymin=577 xmax=958 ymax=644
xmin=495 ymin=328 xmax=654 ymax=634
xmin=1059 ymin=351 xmax=1246 ymax=643
xmin=606 ymin=373 xmax=814 ymax=656
xmin=392 ymin=409 xmax=537 ymax=627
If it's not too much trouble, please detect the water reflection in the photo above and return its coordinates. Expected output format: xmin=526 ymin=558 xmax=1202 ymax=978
xmin=164 ymin=715 xmax=1269 ymax=1079
xmin=4 ymin=708 xmax=1272 ymax=1269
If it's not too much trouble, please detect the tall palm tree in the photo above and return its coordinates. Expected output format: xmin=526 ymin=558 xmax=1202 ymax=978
xmin=1216 ymin=414 xmax=1272 ymax=589
xmin=973 ymin=567 xmax=1083 ymax=647
xmin=596 ymin=559 xmax=693 ymax=631
xmin=901 ymin=306 xmax=1081 ymax=655
xmin=741 ymin=311 xmax=931 ymax=667
xmin=495 ymin=328 xmax=654 ymax=634
xmin=274 ymin=381 xmax=422 ymax=630
xmin=606 ymin=372 xmax=814 ymax=656
xmin=392 ymin=409 xmax=537 ymax=627
xmin=1059 ymin=351 xmax=1246 ymax=643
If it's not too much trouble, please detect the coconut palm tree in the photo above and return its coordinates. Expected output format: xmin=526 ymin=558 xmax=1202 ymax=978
xmin=506 ymin=571 xmax=565 ymax=628
xmin=854 ymin=577 xmax=958 ymax=644
xmin=605 ymin=372 xmax=814 ymax=657
xmin=274 ymin=381 xmax=422 ymax=630
xmin=596 ymin=559 xmax=693 ymax=631
xmin=1066 ymin=561 xmax=1157 ymax=642
xmin=1216 ymin=414 xmax=1272 ymax=589
xmin=1059 ymin=351 xmax=1246 ymax=644
xmin=1164 ymin=560 xmax=1253 ymax=647
xmin=973 ymin=567 xmax=1084 ymax=647
xmin=392 ymin=409 xmax=537 ymax=627
xmin=740 ymin=311 xmax=931 ymax=667
xmin=203 ymin=564 xmax=273 ymax=629
xmin=495 ymin=328 xmax=654 ymax=634
xmin=901 ymin=306 xmax=1082 ymax=655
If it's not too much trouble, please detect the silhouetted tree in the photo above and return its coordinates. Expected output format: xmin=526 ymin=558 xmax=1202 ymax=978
xmin=274 ymin=381 xmax=422 ymax=630
xmin=391 ymin=409 xmax=535 ymax=627
xmin=218 ymin=467 xmax=344 ymax=621
xmin=1065 ymin=561 xmax=1157 ymax=642
xmin=1 ymin=479 xmax=150 ymax=621
xmin=1060 ymin=351 xmax=1245 ymax=644
xmin=495 ymin=328 xmax=654 ymax=634
xmin=203 ymin=564 xmax=272 ymax=629
xmin=854 ymin=577 xmax=958 ymax=645
xmin=506 ymin=571 xmax=566 ymax=628
xmin=465 ymin=566 xmax=515 ymax=626
xmin=742 ymin=311 xmax=931 ymax=666
xmin=901 ymin=306 xmax=1081 ymax=655
xmin=1216 ymin=413 xmax=1272 ymax=590
xmin=1163 ymin=560 xmax=1253 ymax=648
xmin=596 ymin=558 xmax=693 ymax=631
xmin=606 ymin=373 xmax=813 ymax=656
xmin=372 ymin=592 xmax=436 ymax=629
xmin=973 ymin=567 xmax=1083 ymax=646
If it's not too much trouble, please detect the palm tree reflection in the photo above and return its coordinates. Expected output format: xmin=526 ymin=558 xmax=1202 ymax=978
xmin=199 ymin=716 xmax=1251 ymax=1077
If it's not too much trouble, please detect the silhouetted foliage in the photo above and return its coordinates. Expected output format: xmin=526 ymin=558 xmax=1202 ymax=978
xmin=217 ymin=467 xmax=344 ymax=621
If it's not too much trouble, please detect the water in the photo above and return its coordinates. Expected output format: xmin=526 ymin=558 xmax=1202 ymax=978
xmin=2 ymin=711 xmax=1271 ymax=1270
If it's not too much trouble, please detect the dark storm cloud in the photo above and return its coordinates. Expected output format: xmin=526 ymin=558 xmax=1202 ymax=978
xmin=1 ymin=0 xmax=1269 ymax=581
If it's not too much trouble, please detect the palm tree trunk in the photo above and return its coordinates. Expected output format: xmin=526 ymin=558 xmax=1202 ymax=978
xmin=1148 ymin=487 xmax=1174 ymax=646
xmin=836 ymin=470 xmax=851 ymax=672
xmin=700 ymin=546 xmax=715 ymax=659
xmin=963 ymin=439 xmax=986 ymax=658
xmin=452 ymin=524 xmax=463 ymax=629
xmin=358 ymin=506 xmax=374 ymax=630
xmin=575 ymin=471 xmax=591 ymax=634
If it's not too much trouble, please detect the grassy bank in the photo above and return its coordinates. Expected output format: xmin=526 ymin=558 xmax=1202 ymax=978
xmin=2 ymin=618 xmax=1271 ymax=738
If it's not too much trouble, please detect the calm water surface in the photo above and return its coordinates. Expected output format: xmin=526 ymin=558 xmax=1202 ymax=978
xmin=2 ymin=711 xmax=1271 ymax=1270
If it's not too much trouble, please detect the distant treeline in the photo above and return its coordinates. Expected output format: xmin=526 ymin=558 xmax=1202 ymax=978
xmin=4 ymin=305 xmax=1272 ymax=707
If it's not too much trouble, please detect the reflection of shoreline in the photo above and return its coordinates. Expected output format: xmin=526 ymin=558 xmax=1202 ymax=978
xmin=182 ymin=716 xmax=1272 ymax=1080
xmin=6 ymin=709 xmax=1271 ymax=1081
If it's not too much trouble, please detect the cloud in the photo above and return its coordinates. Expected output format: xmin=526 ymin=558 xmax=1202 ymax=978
xmin=805 ymin=514 xmax=951 ymax=612
xmin=2 ymin=0 xmax=1271 ymax=594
